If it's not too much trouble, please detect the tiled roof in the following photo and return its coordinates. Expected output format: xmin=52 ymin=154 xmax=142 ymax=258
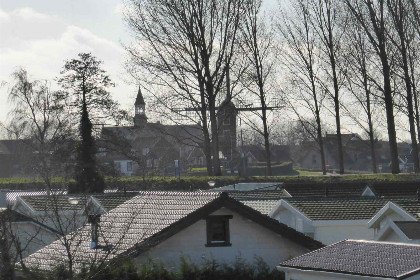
xmin=282 ymin=182 xmax=420 ymax=198
xmin=19 ymin=192 xmax=138 ymax=212
xmin=394 ymin=221 xmax=420 ymax=239
xmin=280 ymin=240 xmax=420 ymax=278
xmin=241 ymin=200 xmax=279 ymax=215
xmin=212 ymin=182 xmax=282 ymax=191
xmin=92 ymin=192 xmax=139 ymax=212
xmin=227 ymin=190 xmax=287 ymax=215
xmin=22 ymin=191 xmax=322 ymax=271
xmin=227 ymin=190 xmax=288 ymax=200
xmin=284 ymin=197 xmax=420 ymax=220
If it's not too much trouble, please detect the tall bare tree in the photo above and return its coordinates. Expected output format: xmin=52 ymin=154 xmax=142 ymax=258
xmin=309 ymin=0 xmax=346 ymax=174
xmin=6 ymin=69 xmax=72 ymax=194
xmin=239 ymin=0 xmax=278 ymax=175
xmin=345 ymin=0 xmax=400 ymax=174
xmin=343 ymin=21 xmax=380 ymax=173
xmin=124 ymin=0 xmax=245 ymax=176
xmin=279 ymin=0 xmax=327 ymax=175
xmin=387 ymin=0 xmax=419 ymax=172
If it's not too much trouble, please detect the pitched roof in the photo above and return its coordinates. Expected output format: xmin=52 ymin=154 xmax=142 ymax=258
xmin=283 ymin=197 xmax=420 ymax=220
xmin=22 ymin=191 xmax=322 ymax=271
xmin=280 ymin=240 xmax=420 ymax=279
xmin=212 ymin=182 xmax=282 ymax=191
xmin=227 ymin=190 xmax=288 ymax=200
xmin=18 ymin=192 xmax=138 ymax=212
xmin=282 ymin=182 xmax=420 ymax=198
xmin=394 ymin=221 xmax=420 ymax=239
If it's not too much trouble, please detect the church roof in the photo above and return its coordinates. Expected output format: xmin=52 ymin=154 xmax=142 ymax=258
xmin=135 ymin=87 xmax=145 ymax=105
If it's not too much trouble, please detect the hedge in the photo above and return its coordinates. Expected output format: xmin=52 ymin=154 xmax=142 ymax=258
xmin=0 ymin=173 xmax=419 ymax=191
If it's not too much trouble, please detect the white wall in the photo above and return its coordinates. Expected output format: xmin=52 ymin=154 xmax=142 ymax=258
xmin=11 ymin=222 xmax=58 ymax=258
xmin=315 ymin=225 xmax=374 ymax=245
xmin=274 ymin=208 xmax=373 ymax=245
xmin=134 ymin=207 xmax=310 ymax=269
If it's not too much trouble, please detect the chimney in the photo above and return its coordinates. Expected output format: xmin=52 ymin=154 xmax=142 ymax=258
xmin=88 ymin=215 xmax=101 ymax=249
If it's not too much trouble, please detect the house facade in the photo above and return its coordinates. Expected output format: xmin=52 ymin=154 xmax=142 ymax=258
xmin=20 ymin=191 xmax=322 ymax=273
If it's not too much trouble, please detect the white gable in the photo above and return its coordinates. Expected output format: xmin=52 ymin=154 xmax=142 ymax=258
xmin=134 ymin=207 xmax=310 ymax=269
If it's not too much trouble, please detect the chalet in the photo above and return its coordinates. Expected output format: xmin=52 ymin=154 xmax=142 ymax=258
xmin=20 ymin=191 xmax=322 ymax=272
xmin=278 ymin=240 xmax=420 ymax=280
xmin=268 ymin=197 xmax=420 ymax=245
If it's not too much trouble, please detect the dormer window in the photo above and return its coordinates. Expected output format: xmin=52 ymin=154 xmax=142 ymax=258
xmin=205 ymin=215 xmax=232 ymax=247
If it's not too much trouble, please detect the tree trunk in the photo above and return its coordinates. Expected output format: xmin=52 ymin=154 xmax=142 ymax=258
xmin=398 ymin=26 xmax=420 ymax=172
xmin=208 ymin=96 xmax=222 ymax=176
xmin=325 ymin=2 xmax=345 ymax=174
xmin=381 ymin=54 xmax=400 ymax=174
xmin=363 ymin=68 xmax=378 ymax=173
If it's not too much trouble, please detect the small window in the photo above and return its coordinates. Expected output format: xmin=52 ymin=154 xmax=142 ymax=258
xmin=205 ymin=215 xmax=232 ymax=247
xmin=114 ymin=161 xmax=121 ymax=171
xmin=223 ymin=118 xmax=230 ymax=125
xmin=127 ymin=161 xmax=133 ymax=171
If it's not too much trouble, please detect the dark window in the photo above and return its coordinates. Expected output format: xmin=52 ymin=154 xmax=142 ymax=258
xmin=205 ymin=215 xmax=232 ymax=247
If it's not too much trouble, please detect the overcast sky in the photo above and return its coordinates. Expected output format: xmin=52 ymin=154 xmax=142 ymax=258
xmin=0 ymin=0 xmax=278 ymax=128
xmin=0 ymin=0 xmax=139 ymax=127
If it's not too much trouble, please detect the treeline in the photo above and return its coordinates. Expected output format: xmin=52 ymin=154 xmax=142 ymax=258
xmin=123 ymin=0 xmax=420 ymax=175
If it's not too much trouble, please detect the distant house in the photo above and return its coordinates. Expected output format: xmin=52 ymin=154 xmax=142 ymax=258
xmin=21 ymin=191 xmax=322 ymax=273
xmin=278 ymin=240 xmax=420 ymax=280
xmin=268 ymin=197 xmax=420 ymax=245
xmin=241 ymin=144 xmax=291 ymax=165
xmin=295 ymin=133 xmax=409 ymax=171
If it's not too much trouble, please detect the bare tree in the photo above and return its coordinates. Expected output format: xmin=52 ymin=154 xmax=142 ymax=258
xmin=278 ymin=0 xmax=327 ymax=175
xmin=309 ymin=0 xmax=347 ymax=174
xmin=345 ymin=0 xmax=400 ymax=174
xmin=124 ymin=0 xmax=245 ymax=176
xmin=387 ymin=0 xmax=419 ymax=172
xmin=239 ymin=0 xmax=278 ymax=175
xmin=342 ymin=20 xmax=380 ymax=173
xmin=6 ymin=69 xmax=72 ymax=194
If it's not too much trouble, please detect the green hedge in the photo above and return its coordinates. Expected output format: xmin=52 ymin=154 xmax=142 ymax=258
xmin=0 ymin=173 xmax=419 ymax=191
xmin=25 ymin=256 xmax=285 ymax=280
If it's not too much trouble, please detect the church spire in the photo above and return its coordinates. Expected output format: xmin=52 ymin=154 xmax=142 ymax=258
xmin=135 ymin=86 xmax=145 ymax=106
xmin=134 ymin=86 xmax=147 ymax=127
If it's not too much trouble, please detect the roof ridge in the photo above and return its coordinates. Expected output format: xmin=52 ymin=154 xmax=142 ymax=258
xmin=347 ymin=239 xmax=420 ymax=247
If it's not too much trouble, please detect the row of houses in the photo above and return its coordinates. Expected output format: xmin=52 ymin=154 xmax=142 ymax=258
xmin=1 ymin=181 xmax=419 ymax=279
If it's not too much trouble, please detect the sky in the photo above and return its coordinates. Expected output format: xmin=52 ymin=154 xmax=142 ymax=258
xmin=0 ymin=0 xmax=278 ymax=128
xmin=0 ymin=0 xmax=138 ymax=127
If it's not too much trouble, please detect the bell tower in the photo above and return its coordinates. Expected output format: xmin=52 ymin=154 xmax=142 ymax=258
xmin=134 ymin=86 xmax=147 ymax=127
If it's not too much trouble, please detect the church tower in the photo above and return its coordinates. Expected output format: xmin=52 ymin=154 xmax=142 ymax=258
xmin=134 ymin=86 xmax=147 ymax=127
xmin=217 ymin=65 xmax=237 ymax=159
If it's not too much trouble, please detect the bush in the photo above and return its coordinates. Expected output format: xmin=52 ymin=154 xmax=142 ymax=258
xmin=21 ymin=257 xmax=285 ymax=280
